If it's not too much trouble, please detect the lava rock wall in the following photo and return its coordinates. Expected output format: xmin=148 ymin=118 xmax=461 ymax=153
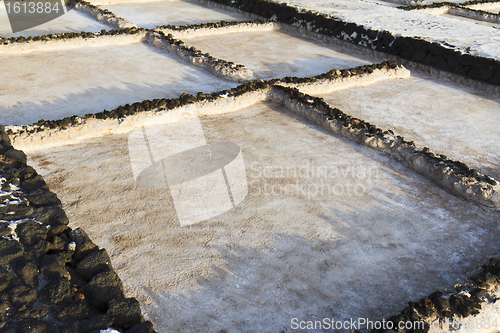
xmin=0 ymin=127 xmax=156 ymax=333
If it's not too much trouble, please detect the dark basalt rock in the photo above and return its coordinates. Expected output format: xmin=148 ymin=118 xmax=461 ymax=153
xmin=40 ymin=252 xmax=71 ymax=278
xmin=10 ymin=285 xmax=37 ymax=307
xmin=72 ymin=228 xmax=99 ymax=262
xmin=10 ymin=319 xmax=47 ymax=333
xmin=469 ymin=64 xmax=494 ymax=81
xmin=0 ymin=238 xmax=24 ymax=266
xmin=16 ymin=220 xmax=47 ymax=247
xmin=0 ymin=269 xmax=14 ymax=293
xmin=44 ymin=276 xmax=71 ymax=304
xmin=25 ymin=239 xmax=50 ymax=261
xmin=78 ymin=314 xmax=114 ymax=333
xmin=82 ymin=269 xmax=126 ymax=311
xmin=76 ymin=249 xmax=112 ymax=281
xmin=20 ymin=174 xmax=48 ymax=192
xmin=4 ymin=148 xmax=27 ymax=164
xmin=106 ymin=297 xmax=143 ymax=328
xmin=470 ymin=287 xmax=488 ymax=301
xmin=125 ymin=321 xmax=157 ymax=333
xmin=16 ymin=306 xmax=49 ymax=320
xmin=26 ymin=188 xmax=62 ymax=207
xmin=449 ymin=294 xmax=480 ymax=317
xmin=56 ymin=302 xmax=98 ymax=321
xmin=49 ymin=236 xmax=68 ymax=252
xmin=0 ymin=204 xmax=33 ymax=221
xmin=16 ymin=262 xmax=39 ymax=288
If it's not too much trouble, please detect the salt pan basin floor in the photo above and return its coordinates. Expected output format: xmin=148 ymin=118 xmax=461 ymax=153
xmin=0 ymin=6 xmax=110 ymax=38
xmin=27 ymin=101 xmax=500 ymax=332
xmin=0 ymin=41 xmax=236 ymax=125
xmin=181 ymin=29 xmax=375 ymax=80
xmin=94 ymin=0 xmax=250 ymax=28
xmin=318 ymin=73 xmax=500 ymax=181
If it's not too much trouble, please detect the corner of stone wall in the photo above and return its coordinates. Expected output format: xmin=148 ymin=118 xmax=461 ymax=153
xmin=0 ymin=126 xmax=157 ymax=332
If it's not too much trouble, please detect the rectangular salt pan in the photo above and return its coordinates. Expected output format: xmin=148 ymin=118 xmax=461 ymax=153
xmin=182 ymin=29 xmax=375 ymax=80
xmin=318 ymin=73 xmax=500 ymax=180
xmin=0 ymin=41 xmax=236 ymax=125
xmin=27 ymin=100 xmax=500 ymax=333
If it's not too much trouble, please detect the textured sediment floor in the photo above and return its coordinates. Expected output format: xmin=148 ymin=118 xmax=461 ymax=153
xmin=28 ymin=100 xmax=500 ymax=332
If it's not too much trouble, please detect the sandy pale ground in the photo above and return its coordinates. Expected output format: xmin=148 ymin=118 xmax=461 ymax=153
xmin=96 ymin=0 xmax=250 ymax=29
xmin=27 ymin=101 xmax=500 ymax=333
xmin=0 ymin=6 xmax=111 ymax=37
xmin=0 ymin=41 xmax=236 ymax=125
xmin=182 ymin=29 xmax=374 ymax=80
xmin=319 ymin=72 xmax=500 ymax=181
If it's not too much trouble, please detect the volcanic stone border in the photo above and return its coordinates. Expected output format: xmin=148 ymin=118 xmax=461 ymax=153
xmin=0 ymin=27 xmax=145 ymax=47
xmin=144 ymin=30 xmax=253 ymax=82
xmin=371 ymin=258 xmax=500 ymax=333
xmin=0 ymin=129 xmax=156 ymax=332
xmin=202 ymin=0 xmax=500 ymax=87
xmin=400 ymin=0 xmax=500 ymax=10
xmin=157 ymin=19 xmax=281 ymax=38
xmin=276 ymin=61 xmax=411 ymax=94
xmin=156 ymin=18 xmax=272 ymax=31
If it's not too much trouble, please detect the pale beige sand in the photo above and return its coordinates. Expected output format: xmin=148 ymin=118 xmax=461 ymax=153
xmin=182 ymin=29 xmax=375 ymax=80
xmin=27 ymin=101 xmax=500 ymax=332
xmin=318 ymin=73 xmax=500 ymax=181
